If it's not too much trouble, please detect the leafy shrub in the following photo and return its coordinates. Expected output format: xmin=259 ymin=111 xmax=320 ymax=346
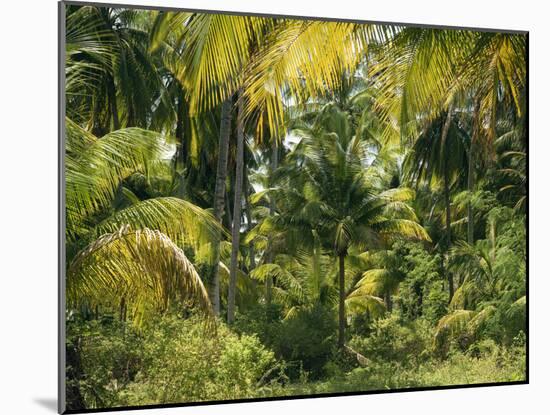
xmin=390 ymin=242 xmax=448 ymax=324
xmin=233 ymin=303 xmax=284 ymax=349
xmin=66 ymin=316 xmax=144 ymax=409
xmin=349 ymin=315 xmax=432 ymax=366
xmin=274 ymin=304 xmax=337 ymax=379
xmin=120 ymin=316 xmax=276 ymax=404
xmin=68 ymin=315 xmax=277 ymax=408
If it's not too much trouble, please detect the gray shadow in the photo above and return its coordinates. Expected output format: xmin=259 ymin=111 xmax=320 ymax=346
xmin=34 ymin=398 xmax=57 ymax=413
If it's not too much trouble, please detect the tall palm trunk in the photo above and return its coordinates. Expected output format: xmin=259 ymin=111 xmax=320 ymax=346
xmin=467 ymin=146 xmax=475 ymax=244
xmin=338 ymin=253 xmax=346 ymax=349
xmin=210 ymin=97 xmax=232 ymax=315
xmin=467 ymin=100 xmax=481 ymax=245
xmin=227 ymin=95 xmax=245 ymax=324
xmin=108 ymin=76 xmax=120 ymax=131
xmin=244 ymin=168 xmax=256 ymax=271
xmin=441 ymin=105 xmax=454 ymax=301
xmin=174 ymin=92 xmax=188 ymax=198
xmin=384 ymin=291 xmax=393 ymax=313
xmin=266 ymin=138 xmax=278 ymax=306
xmin=225 ymin=192 xmax=233 ymax=229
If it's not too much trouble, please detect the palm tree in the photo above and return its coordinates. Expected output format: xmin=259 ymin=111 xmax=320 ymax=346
xmin=256 ymin=104 xmax=429 ymax=348
xmin=65 ymin=118 xmax=223 ymax=321
xmin=404 ymin=110 xmax=469 ymax=299
xmin=66 ymin=6 xmax=171 ymax=134
xmin=250 ymin=234 xmax=336 ymax=319
xmin=373 ymin=29 xmax=526 ymax=244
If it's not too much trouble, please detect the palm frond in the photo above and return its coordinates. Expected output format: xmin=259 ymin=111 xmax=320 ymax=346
xmin=68 ymin=226 xmax=213 ymax=328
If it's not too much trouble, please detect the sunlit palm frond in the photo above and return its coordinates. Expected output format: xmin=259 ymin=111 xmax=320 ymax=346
xmin=242 ymin=21 xmax=368 ymax=140
xmin=93 ymin=196 xmax=224 ymax=250
xmin=65 ymin=118 xmax=168 ymax=239
xmin=68 ymin=226 xmax=213 ymax=328
xmin=434 ymin=309 xmax=476 ymax=347
xmin=345 ymin=293 xmax=386 ymax=318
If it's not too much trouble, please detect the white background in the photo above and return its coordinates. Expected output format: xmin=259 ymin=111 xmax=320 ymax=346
xmin=0 ymin=0 xmax=545 ymax=413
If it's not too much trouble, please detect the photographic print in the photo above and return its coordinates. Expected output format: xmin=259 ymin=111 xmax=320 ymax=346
xmin=59 ymin=1 xmax=528 ymax=412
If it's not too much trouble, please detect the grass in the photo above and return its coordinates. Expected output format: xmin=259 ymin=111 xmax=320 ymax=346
xmin=256 ymin=346 xmax=526 ymax=398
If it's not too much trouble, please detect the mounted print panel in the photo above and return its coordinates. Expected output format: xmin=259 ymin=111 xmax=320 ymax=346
xmin=59 ymin=1 xmax=528 ymax=413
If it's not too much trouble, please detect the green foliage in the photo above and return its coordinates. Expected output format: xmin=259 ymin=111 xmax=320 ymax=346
xmin=349 ymin=315 xmax=432 ymax=366
xmin=124 ymin=316 xmax=275 ymax=404
xmin=275 ymin=305 xmax=338 ymax=379
xmin=392 ymin=241 xmax=448 ymax=324
xmin=66 ymin=316 xmax=145 ymax=409
xmin=64 ymin=5 xmax=527 ymax=409
xmin=285 ymin=342 xmax=525 ymax=395
xmin=68 ymin=315 xmax=277 ymax=408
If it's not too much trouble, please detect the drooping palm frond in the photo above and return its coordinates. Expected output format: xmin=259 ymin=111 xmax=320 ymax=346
xmin=468 ymin=305 xmax=496 ymax=335
xmin=67 ymin=226 xmax=213 ymax=328
xmin=449 ymin=280 xmax=484 ymax=310
xmin=66 ymin=6 xmax=172 ymax=131
xmin=434 ymin=305 xmax=499 ymax=350
xmin=152 ymin=12 xmax=270 ymax=113
xmin=93 ymin=196 xmax=225 ymax=250
xmin=345 ymin=293 xmax=386 ymax=318
xmin=242 ymin=21 xmax=376 ymax=141
xmin=372 ymin=28 xmax=471 ymax=142
xmin=251 ymin=263 xmax=306 ymax=306
xmin=370 ymin=218 xmax=431 ymax=243
xmin=65 ymin=118 xmax=168 ymax=239
xmin=351 ymin=268 xmax=403 ymax=297
xmin=372 ymin=29 xmax=526 ymax=146
xmin=249 ymin=241 xmax=336 ymax=318
xmin=65 ymin=6 xmax=117 ymax=97
xmin=434 ymin=309 xmax=476 ymax=348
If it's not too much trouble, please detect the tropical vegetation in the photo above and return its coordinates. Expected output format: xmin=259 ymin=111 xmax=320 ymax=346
xmin=64 ymin=4 xmax=527 ymax=411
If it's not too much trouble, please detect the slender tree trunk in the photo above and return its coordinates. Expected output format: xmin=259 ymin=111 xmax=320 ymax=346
xmin=227 ymin=95 xmax=245 ymax=324
xmin=467 ymin=100 xmax=481 ymax=245
xmin=108 ymin=76 xmax=120 ymax=131
xmin=441 ymin=105 xmax=455 ymax=301
xmin=119 ymin=297 xmax=126 ymax=321
xmin=384 ymin=291 xmax=393 ymax=313
xmin=174 ymin=93 xmax=189 ymax=198
xmin=244 ymin=169 xmax=256 ymax=271
xmin=66 ymin=338 xmax=85 ymax=411
xmin=338 ymin=253 xmax=346 ymax=349
xmin=467 ymin=146 xmax=475 ymax=244
xmin=210 ymin=97 xmax=232 ymax=316
xmin=444 ymin=166 xmax=455 ymax=301
xmin=225 ymin=192 xmax=233 ymax=229
xmin=266 ymin=138 xmax=278 ymax=306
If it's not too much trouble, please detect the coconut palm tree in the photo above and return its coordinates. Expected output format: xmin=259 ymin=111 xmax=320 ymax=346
xmin=253 ymin=104 xmax=429 ymax=348
xmin=373 ymin=29 xmax=526 ymax=244
xmin=66 ymin=6 xmax=171 ymax=134
xmin=65 ymin=118 xmax=223 ymax=321
xmin=403 ymin=110 xmax=469 ymax=299
xmin=149 ymin=12 xmax=387 ymax=320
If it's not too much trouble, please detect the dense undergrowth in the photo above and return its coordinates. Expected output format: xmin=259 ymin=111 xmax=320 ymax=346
xmin=67 ymin=310 xmax=525 ymax=408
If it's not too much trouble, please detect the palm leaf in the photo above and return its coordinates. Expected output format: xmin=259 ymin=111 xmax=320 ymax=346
xmin=68 ymin=226 xmax=213 ymax=328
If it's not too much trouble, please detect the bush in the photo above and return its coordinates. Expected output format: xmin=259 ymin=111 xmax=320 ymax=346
xmin=120 ymin=316 xmax=276 ymax=405
xmin=68 ymin=315 xmax=277 ymax=408
xmin=275 ymin=304 xmax=337 ymax=379
xmin=233 ymin=303 xmax=284 ymax=349
xmin=348 ymin=315 xmax=432 ymax=366
xmin=66 ymin=316 xmax=144 ymax=409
